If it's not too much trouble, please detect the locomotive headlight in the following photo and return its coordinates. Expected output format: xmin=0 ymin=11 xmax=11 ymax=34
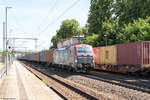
xmin=92 ymin=57 xmax=94 ymax=64
xmin=75 ymin=58 xmax=77 ymax=63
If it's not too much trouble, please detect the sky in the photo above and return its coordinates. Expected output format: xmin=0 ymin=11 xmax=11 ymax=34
xmin=0 ymin=0 xmax=90 ymax=51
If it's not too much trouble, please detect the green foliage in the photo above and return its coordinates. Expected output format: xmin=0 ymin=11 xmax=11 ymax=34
xmin=86 ymin=0 xmax=150 ymax=47
xmin=122 ymin=17 xmax=150 ymax=42
xmin=101 ymin=20 xmax=119 ymax=45
xmin=57 ymin=19 xmax=81 ymax=39
xmin=0 ymin=51 xmax=12 ymax=57
xmin=84 ymin=34 xmax=100 ymax=47
xmin=114 ymin=0 xmax=150 ymax=24
xmin=80 ymin=27 xmax=88 ymax=35
xmin=0 ymin=52 xmax=3 ymax=55
xmin=0 ymin=52 xmax=6 ymax=56
xmin=87 ymin=0 xmax=114 ymax=34
xmin=51 ymin=0 xmax=150 ymax=48
xmin=51 ymin=35 xmax=60 ymax=48
xmin=51 ymin=19 xmax=83 ymax=48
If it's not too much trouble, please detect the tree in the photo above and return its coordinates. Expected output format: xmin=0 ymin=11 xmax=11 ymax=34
xmin=57 ymin=19 xmax=81 ymax=39
xmin=122 ymin=17 xmax=150 ymax=42
xmin=114 ymin=0 xmax=150 ymax=24
xmin=101 ymin=19 xmax=122 ymax=45
xmin=51 ymin=35 xmax=60 ymax=48
xmin=80 ymin=27 xmax=88 ymax=35
xmin=51 ymin=19 xmax=82 ymax=48
xmin=85 ymin=0 xmax=150 ymax=47
xmin=87 ymin=0 xmax=114 ymax=34
xmin=84 ymin=34 xmax=100 ymax=47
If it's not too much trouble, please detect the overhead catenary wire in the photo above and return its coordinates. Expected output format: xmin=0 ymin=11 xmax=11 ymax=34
xmin=37 ymin=40 xmax=51 ymax=50
xmin=15 ymin=40 xmax=27 ymax=47
xmin=37 ymin=0 xmax=58 ymax=30
xmin=51 ymin=0 xmax=58 ymax=12
xmin=37 ymin=41 xmax=47 ymax=48
xmin=37 ymin=0 xmax=81 ymax=35
xmin=11 ymin=12 xmax=33 ymax=37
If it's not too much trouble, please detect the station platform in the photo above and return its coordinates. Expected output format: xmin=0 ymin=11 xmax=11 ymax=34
xmin=0 ymin=61 xmax=62 ymax=100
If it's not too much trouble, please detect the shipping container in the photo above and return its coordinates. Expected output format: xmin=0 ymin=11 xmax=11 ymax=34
xmin=100 ymin=45 xmax=117 ymax=65
xmin=93 ymin=47 xmax=101 ymax=64
xmin=35 ymin=52 xmax=40 ymax=62
xmin=46 ymin=49 xmax=55 ymax=63
xmin=117 ymin=41 xmax=150 ymax=66
xmin=40 ymin=51 xmax=46 ymax=62
xmin=26 ymin=53 xmax=35 ymax=61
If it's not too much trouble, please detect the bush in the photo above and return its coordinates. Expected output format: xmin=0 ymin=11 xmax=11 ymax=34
xmin=123 ymin=17 xmax=150 ymax=42
xmin=84 ymin=34 xmax=100 ymax=47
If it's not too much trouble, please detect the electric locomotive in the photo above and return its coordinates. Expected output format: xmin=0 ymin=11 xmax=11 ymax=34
xmin=53 ymin=44 xmax=95 ymax=72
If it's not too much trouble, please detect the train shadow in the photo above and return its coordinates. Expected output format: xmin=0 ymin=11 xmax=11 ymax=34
xmin=84 ymin=70 xmax=150 ymax=88
xmin=21 ymin=61 xmax=79 ymax=78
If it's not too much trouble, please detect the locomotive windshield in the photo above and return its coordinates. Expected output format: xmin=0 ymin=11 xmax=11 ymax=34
xmin=77 ymin=47 xmax=92 ymax=54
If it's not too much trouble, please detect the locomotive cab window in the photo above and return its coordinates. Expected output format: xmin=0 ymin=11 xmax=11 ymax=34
xmin=77 ymin=47 xmax=92 ymax=54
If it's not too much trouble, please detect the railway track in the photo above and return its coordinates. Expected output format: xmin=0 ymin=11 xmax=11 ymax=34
xmin=88 ymin=71 xmax=150 ymax=94
xmin=21 ymin=61 xmax=150 ymax=100
xmin=20 ymin=62 xmax=113 ymax=100
xmin=24 ymin=61 xmax=150 ymax=94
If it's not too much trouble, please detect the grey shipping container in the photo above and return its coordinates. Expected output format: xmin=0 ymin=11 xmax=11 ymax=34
xmin=29 ymin=53 xmax=35 ymax=61
xmin=40 ymin=51 xmax=46 ymax=62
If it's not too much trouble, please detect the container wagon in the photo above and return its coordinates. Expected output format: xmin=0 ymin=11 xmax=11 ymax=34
xmin=39 ymin=50 xmax=47 ymax=63
xmin=35 ymin=52 xmax=40 ymax=62
xmin=94 ymin=45 xmax=118 ymax=72
xmin=94 ymin=41 xmax=150 ymax=74
xmin=117 ymin=41 xmax=150 ymax=73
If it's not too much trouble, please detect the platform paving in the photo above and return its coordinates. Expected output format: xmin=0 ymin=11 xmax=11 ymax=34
xmin=0 ymin=61 xmax=63 ymax=100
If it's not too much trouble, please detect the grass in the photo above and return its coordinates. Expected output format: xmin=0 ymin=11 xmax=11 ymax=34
xmin=42 ymin=80 xmax=51 ymax=87
xmin=0 ymin=62 xmax=4 ymax=68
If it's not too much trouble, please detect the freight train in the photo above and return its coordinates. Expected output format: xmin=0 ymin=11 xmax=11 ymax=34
xmin=19 ymin=41 xmax=150 ymax=74
xmin=19 ymin=44 xmax=95 ymax=72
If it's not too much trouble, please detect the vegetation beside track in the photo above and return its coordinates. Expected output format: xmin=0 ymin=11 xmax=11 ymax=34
xmin=0 ymin=63 xmax=4 ymax=68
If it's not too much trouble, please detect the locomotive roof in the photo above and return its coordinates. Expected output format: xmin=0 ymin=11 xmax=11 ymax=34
xmin=56 ymin=44 xmax=92 ymax=51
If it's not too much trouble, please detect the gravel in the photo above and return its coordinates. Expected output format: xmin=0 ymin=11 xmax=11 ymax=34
xmin=24 ymin=62 xmax=150 ymax=100
xmin=67 ymin=75 xmax=150 ymax=100
xmin=45 ymin=68 xmax=150 ymax=100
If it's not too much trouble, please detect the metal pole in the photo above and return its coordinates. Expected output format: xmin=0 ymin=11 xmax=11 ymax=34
xmin=13 ymin=38 xmax=15 ymax=50
xmin=104 ymin=35 xmax=107 ymax=46
xmin=78 ymin=32 xmax=80 ymax=44
xmin=5 ymin=7 xmax=8 ymax=75
xmin=106 ymin=36 xmax=107 ymax=46
xmin=35 ymin=39 xmax=37 ymax=50
xmin=5 ymin=7 xmax=12 ymax=75
xmin=3 ymin=22 xmax=5 ymax=55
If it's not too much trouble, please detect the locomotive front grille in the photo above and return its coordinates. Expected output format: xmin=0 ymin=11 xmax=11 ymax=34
xmin=77 ymin=56 xmax=93 ymax=64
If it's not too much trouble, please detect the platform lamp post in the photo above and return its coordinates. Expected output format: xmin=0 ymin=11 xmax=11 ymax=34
xmin=5 ymin=6 xmax=12 ymax=75
xmin=104 ymin=34 xmax=107 ymax=46
xmin=104 ymin=34 xmax=107 ymax=64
